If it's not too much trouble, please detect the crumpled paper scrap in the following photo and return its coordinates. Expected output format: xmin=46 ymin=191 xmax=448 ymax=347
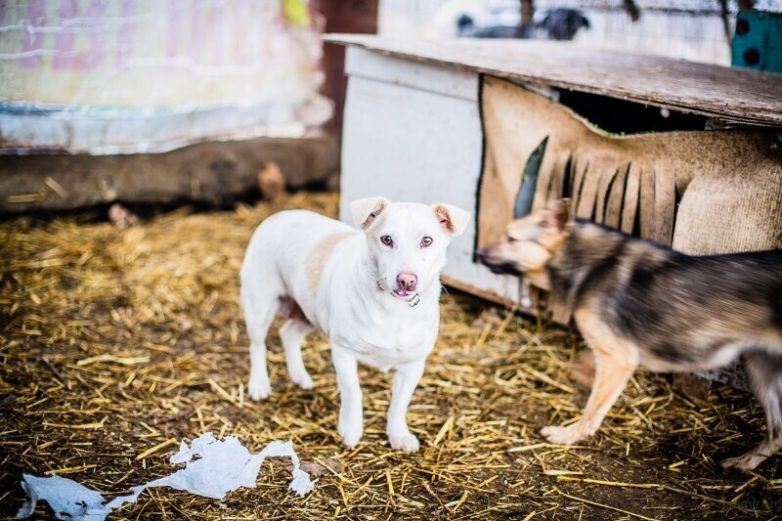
xmin=17 ymin=432 xmax=313 ymax=521
xmin=16 ymin=474 xmax=109 ymax=521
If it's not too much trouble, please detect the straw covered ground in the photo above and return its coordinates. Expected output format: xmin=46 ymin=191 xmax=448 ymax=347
xmin=2 ymin=192 xmax=781 ymax=520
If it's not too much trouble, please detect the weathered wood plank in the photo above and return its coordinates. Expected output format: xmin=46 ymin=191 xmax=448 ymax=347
xmin=0 ymin=137 xmax=339 ymax=213
xmin=325 ymin=34 xmax=782 ymax=127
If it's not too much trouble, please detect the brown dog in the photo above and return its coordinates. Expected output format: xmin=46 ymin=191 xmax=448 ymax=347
xmin=477 ymin=199 xmax=782 ymax=471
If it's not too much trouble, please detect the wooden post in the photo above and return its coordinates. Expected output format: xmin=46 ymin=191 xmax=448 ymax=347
xmin=313 ymin=0 xmax=378 ymax=140
xmin=623 ymin=0 xmax=640 ymax=21
xmin=520 ymin=0 xmax=534 ymax=25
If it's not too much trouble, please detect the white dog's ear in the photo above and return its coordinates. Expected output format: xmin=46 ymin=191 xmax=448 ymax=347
xmin=350 ymin=196 xmax=390 ymax=230
xmin=432 ymin=203 xmax=470 ymax=237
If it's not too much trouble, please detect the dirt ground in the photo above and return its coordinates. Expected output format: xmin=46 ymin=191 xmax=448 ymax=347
xmin=1 ymin=192 xmax=781 ymax=520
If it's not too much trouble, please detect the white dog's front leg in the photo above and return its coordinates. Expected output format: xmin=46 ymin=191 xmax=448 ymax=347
xmin=331 ymin=346 xmax=363 ymax=449
xmin=387 ymin=358 xmax=426 ymax=452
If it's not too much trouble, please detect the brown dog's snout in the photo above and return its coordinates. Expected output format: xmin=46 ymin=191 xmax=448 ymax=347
xmin=476 ymin=246 xmax=498 ymax=266
xmin=476 ymin=245 xmax=522 ymax=276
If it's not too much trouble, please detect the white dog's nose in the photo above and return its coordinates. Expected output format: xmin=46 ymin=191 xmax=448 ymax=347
xmin=396 ymin=272 xmax=418 ymax=292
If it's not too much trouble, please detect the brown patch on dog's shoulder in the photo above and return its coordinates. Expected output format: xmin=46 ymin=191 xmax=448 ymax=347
xmin=305 ymin=232 xmax=355 ymax=296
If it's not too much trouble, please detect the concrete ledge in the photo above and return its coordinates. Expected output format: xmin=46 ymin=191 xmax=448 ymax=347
xmin=0 ymin=136 xmax=339 ymax=213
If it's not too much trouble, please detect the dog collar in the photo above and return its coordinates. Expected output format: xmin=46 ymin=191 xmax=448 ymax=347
xmin=388 ymin=290 xmax=421 ymax=307
xmin=403 ymin=293 xmax=421 ymax=307
xmin=379 ymin=281 xmax=421 ymax=307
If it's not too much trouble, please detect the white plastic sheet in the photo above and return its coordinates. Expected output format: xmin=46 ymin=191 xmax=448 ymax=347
xmin=17 ymin=432 xmax=313 ymax=521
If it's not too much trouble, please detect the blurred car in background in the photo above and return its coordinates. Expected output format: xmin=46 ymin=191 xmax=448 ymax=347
xmin=433 ymin=0 xmax=589 ymax=40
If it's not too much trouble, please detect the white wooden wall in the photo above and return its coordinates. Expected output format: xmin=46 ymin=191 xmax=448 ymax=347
xmin=339 ymin=46 xmax=520 ymax=304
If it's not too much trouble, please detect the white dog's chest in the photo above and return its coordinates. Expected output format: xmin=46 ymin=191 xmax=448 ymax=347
xmin=328 ymin=307 xmax=438 ymax=370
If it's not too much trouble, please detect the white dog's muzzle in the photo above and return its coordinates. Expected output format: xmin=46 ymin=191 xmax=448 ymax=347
xmin=377 ymin=280 xmax=421 ymax=307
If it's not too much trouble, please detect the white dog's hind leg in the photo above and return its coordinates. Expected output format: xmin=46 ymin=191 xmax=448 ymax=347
xmin=280 ymin=318 xmax=315 ymax=389
xmin=332 ymin=346 xmax=363 ymax=448
xmin=240 ymin=281 xmax=280 ymax=401
xmin=245 ymin=309 xmax=276 ymax=400
xmin=387 ymin=358 xmax=426 ymax=452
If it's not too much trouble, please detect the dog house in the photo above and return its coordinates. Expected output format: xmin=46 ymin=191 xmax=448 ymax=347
xmin=328 ymin=35 xmax=782 ymax=321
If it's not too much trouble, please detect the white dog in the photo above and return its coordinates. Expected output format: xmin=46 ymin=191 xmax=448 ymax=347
xmin=240 ymin=197 xmax=469 ymax=451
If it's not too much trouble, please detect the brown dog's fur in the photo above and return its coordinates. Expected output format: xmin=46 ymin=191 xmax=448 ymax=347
xmin=477 ymin=199 xmax=782 ymax=471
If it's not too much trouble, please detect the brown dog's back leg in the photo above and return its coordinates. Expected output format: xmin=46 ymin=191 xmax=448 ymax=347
xmin=722 ymin=351 xmax=782 ymax=471
xmin=541 ymin=310 xmax=638 ymax=445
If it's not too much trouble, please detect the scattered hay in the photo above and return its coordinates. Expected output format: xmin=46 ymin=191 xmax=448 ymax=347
xmin=1 ymin=192 xmax=780 ymax=520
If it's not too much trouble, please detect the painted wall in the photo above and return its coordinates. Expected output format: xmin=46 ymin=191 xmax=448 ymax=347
xmin=0 ymin=0 xmax=331 ymax=153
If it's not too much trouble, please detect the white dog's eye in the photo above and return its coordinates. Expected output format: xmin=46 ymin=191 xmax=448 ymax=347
xmin=420 ymin=236 xmax=433 ymax=248
xmin=380 ymin=235 xmax=394 ymax=247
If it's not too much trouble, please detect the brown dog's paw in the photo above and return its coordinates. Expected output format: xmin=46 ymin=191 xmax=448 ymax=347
xmin=720 ymin=451 xmax=768 ymax=472
xmin=540 ymin=424 xmax=585 ymax=446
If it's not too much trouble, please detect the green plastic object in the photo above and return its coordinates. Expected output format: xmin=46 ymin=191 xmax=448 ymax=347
xmin=514 ymin=136 xmax=548 ymax=218
xmin=731 ymin=9 xmax=782 ymax=73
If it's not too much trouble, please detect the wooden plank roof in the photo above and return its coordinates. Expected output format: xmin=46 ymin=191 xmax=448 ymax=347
xmin=325 ymin=34 xmax=782 ymax=127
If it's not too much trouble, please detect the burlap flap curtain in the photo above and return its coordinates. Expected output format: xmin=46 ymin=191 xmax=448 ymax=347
xmin=477 ymin=76 xmax=782 ymax=256
xmin=477 ymin=76 xmax=782 ymax=322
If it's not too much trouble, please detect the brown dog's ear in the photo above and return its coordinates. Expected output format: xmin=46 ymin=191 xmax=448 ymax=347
xmin=350 ymin=196 xmax=390 ymax=230
xmin=431 ymin=203 xmax=471 ymax=236
xmin=543 ymin=198 xmax=572 ymax=232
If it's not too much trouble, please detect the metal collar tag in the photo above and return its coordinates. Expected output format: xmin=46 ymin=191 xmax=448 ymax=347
xmin=391 ymin=291 xmax=421 ymax=307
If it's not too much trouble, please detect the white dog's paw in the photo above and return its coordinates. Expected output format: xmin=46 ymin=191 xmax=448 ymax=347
xmin=338 ymin=422 xmax=363 ymax=449
xmin=248 ymin=374 xmax=271 ymax=401
xmin=388 ymin=433 xmax=420 ymax=453
xmin=291 ymin=371 xmax=315 ymax=390
xmin=540 ymin=424 xmax=585 ymax=446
